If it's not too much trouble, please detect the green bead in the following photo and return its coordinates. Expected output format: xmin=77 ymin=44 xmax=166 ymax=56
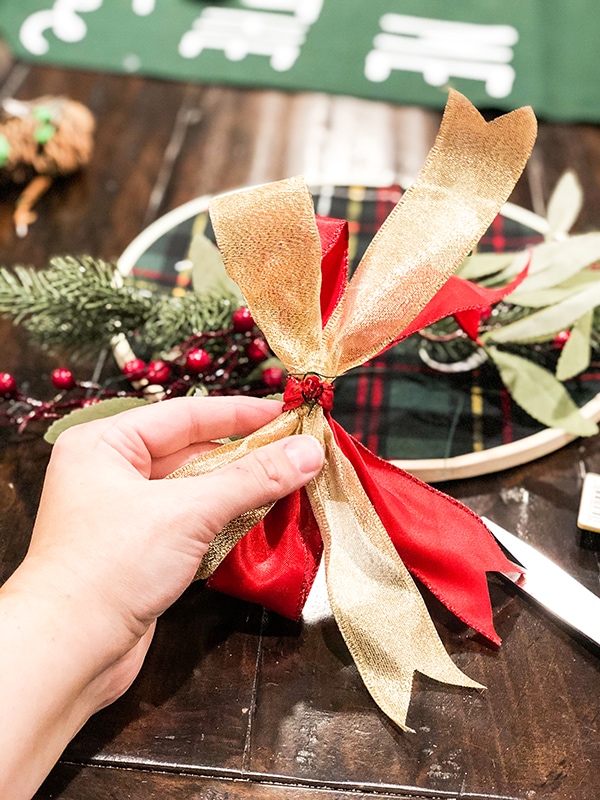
xmin=34 ymin=122 xmax=56 ymax=145
xmin=32 ymin=106 xmax=53 ymax=123
xmin=0 ymin=134 xmax=10 ymax=167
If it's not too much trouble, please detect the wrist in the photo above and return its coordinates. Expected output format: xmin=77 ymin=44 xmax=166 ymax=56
xmin=3 ymin=554 xmax=140 ymax=710
xmin=0 ymin=555 xmax=152 ymax=798
xmin=0 ymin=566 xmax=94 ymax=797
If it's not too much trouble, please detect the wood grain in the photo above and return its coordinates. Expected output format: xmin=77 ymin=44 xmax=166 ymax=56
xmin=36 ymin=763 xmax=450 ymax=799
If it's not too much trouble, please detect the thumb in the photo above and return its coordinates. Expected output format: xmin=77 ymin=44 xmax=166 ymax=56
xmin=168 ymin=434 xmax=325 ymax=536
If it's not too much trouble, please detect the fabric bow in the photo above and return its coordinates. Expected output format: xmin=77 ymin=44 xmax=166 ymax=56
xmin=169 ymin=91 xmax=537 ymax=730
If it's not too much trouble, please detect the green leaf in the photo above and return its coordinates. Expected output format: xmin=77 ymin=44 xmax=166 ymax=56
xmin=486 ymin=346 xmax=598 ymax=436
xmin=44 ymin=397 xmax=149 ymax=443
xmin=484 ymin=282 xmax=600 ymax=344
xmin=556 ymin=310 xmax=593 ymax=381
xmin=508 ymin=269 xmax=600 ymax=307
xmin=246 ymin=356 xmax=285 ymax=383
xmin=189 ymin=233 xmax=245 ymax=306
xmin=188 ymin=384 xmax=209 ymax=397
xmin=545 ymin=171 xmax=583 ymax=239
xmin=456 ymin=252 xmax=515 ymax=281
xmin=496 ymin=233 xmax=600 ymax=289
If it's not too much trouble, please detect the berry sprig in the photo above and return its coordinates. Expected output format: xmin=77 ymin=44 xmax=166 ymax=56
xmin=0 ymin=368 xmax=108 ymax=432
xmin=0 ymin=307 xmax=286 ymax=432
xmin=118 ymin=306 xmax=285 ymax=397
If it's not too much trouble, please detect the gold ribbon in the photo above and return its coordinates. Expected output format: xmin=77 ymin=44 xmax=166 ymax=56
xmin=169 ymin=91 xmax=537 ymax=730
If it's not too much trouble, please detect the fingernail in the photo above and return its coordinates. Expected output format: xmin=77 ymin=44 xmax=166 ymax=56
xmin=283 ymin=435 xmax=324 ymax=475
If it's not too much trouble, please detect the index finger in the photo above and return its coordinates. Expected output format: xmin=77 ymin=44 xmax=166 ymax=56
xmin=79 ymin=396 xmax=283 ymax=469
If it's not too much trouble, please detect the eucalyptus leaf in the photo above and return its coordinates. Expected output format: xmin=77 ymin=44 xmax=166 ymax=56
xmin=188 ymin=384 xmax=209 ymax=397
xmin=545 ymin=171 xmax=583 ymax=239
xmin=456 ymin=252 xmax=515 ymax=281
xmin=495 ymin=233 xmax=600 ymax=288
xmin=484 ymin=282 xmax=600 ymax=344
xmin=491 ymin=249 xmax=530 ymax=281
xmin=189 ymin=233 xmax=245 ymax=306
xmin=486 ymin=346 xmax=598 ymax=437
xmin=507 ymin=269 xmax=600 ymax=307
xmin=44 ymin=397 xmax=149 ymax=444
xmin=556 ymin=310 xmax=592 ymax=381
xmin=506 ymin=287 xmax=575 ymax=308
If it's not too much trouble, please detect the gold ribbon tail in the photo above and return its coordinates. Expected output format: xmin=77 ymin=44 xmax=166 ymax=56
xmin=307 ymin=420 xmax=483 ymax=731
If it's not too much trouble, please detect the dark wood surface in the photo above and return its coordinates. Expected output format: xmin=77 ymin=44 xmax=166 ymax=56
xmin=0 ymin=49 xmax=599 ymax=800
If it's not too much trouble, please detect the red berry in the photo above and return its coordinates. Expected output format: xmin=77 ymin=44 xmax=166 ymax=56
xmin=262 ymin=366 xmax=284 ymax=389
xmin=232 ymin=307 xmax=255 ymax=332
xmin=51 ymin=367 xmax=75 ymax=391
xmin=0 ymin=372 xmax=17 ymax=397
xmin=247 ymin=337 xmax=270 ymax=362
xmin=186 ymin=348 xmax=212 ymax=373
xmin=480 ymin=305 xmax=493 ymax=323
xmin=146 ymin=360 xmax=170 ymax=384
xmin=552 ymin=330 xmax=571 ymax=350
xmin=122 ymin=359 xmax=147 ymax=380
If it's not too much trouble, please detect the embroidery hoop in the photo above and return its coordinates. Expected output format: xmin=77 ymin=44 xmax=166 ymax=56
xmin=118 ymin=187 xmax=600 ymax=483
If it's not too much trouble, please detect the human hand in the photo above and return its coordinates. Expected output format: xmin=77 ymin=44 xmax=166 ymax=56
xmin=0 ymin=396 xmax=324 ymax=799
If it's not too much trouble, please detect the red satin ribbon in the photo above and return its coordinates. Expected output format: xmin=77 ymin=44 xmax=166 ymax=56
xmin=208 ymin=215 xmax=521 ymax=641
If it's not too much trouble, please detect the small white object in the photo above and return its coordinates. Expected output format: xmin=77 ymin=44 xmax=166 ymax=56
xmin=577 ymin=472 xmax=600 ymax=533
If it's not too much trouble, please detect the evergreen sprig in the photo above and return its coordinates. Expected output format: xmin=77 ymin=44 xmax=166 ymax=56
xmin=145 ymin=291 xmax=235 ymax=354
xmin=0 ymin=256 xmax=237 ymax=355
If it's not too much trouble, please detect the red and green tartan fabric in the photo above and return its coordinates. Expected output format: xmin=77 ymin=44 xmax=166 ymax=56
xmin=131 ymin=184 xmax=600 ymax=463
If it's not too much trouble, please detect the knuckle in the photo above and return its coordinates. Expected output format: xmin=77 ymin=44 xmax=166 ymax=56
xmin=245 ymin=448 xmax=288 ymax=496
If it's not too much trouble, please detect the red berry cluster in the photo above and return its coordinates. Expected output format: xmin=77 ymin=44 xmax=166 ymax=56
xmin=0 ymin=307 xmax=285 ymax=432
xmin=118 ymin=307 xmax=285 ymax=397
xmin=0 ymin=368 xmax=103 ymax=431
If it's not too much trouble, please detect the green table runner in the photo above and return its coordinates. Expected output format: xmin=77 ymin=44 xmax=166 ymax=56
xmin=1 ymin=0 xmax=599 ymax=122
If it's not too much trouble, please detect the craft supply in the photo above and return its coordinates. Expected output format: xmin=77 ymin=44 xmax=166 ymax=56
xmin=485 ymin=517 xmax=600 ymax=646
xmin=577 ymin=472 xmax=600 ymax=534
xmin=167 ymin=90 xmax=537 ymax=729
xmin=0 ymin=96 xmax=95 ymax=236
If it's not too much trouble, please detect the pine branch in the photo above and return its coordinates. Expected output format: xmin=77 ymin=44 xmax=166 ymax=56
xmin=0 ymin=256 xmax=238 ymax=356
xmin=0 ymin=256 xmax=154 ymax=353
xmin=145 ymin=291 xmax=236 ymax=354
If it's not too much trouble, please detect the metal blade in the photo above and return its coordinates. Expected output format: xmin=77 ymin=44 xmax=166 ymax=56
xmin=482 ymin=517 xmax=600 ymax=648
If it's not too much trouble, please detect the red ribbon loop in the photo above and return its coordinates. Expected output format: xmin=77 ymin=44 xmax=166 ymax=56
xmin=283 ymin=374 xmax=334 ymax=412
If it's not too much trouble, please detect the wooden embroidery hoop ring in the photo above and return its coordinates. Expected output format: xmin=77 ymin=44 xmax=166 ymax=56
xmin=118 ymin=189 xmax=600 ymax=484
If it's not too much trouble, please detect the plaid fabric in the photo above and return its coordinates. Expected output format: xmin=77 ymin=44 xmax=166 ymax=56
xmin=130 ymin=186 xmax=600 ymax=460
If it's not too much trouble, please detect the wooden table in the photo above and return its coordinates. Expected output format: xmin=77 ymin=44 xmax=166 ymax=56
xmin=0 ymin=52 xmax=599 ymax=800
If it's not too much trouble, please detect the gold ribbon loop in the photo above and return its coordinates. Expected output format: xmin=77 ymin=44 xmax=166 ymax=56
xmin=209 ymin=177 xmax=327 ymax=375
xmin=323 ymin=90 xmax=537 ymax=375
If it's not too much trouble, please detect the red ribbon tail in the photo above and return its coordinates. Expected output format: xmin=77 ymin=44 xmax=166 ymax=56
xmin=384 ymin=261 xmax=531 ymax=352
xmin=328 ymin=416 xmax=521 ymax=645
